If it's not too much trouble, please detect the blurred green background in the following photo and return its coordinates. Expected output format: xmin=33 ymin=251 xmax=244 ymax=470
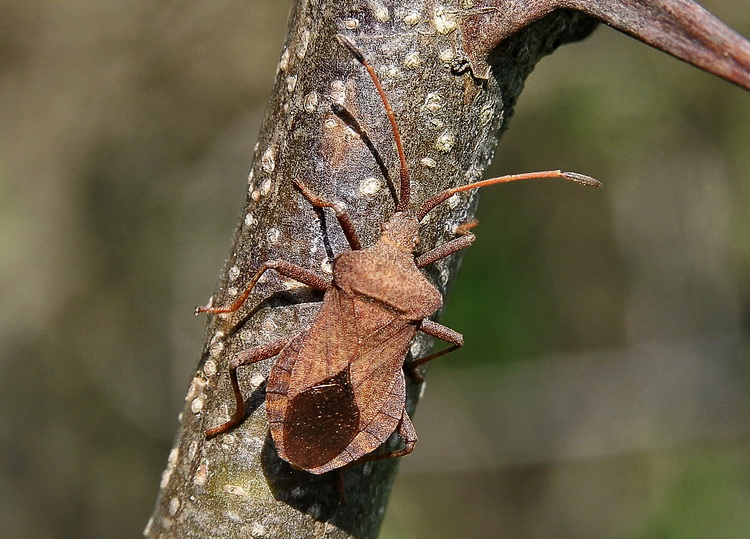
xmin=1 ymin=1 xmax=748 ymax=537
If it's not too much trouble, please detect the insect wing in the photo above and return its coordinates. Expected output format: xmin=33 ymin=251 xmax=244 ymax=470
xmin=282 ymin=365 xmax=360 ymax=470
xmin=266 ymin=331 xmax=362 ymax=471
xmin=347 ymin=294 xmax=417 ymax=424
xmin=267 ymin=286 xmax=418 ymax=473
xmin=285 ymin=286 xmax=361 ymax=398
xmin=266 ymin=287 xmax=364 ymax=471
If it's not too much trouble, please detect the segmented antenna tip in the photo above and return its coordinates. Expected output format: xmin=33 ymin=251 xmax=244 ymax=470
xmin=335 ymin=34 xmax=365 ymax=64
xmin=562 ymin=172 xmax=602 ymax=187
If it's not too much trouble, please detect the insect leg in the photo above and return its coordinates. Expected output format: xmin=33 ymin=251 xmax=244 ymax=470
xmin=292 ymin=178 xmax=362 ymax=251
xmin=196 ymin=259 xmax=330 ymax=314
xmin=205 ymin=338 xmax=289 ymax=439
xmin=406 ymin=319 xmax=464 ymax=382
xmin=351 ymin=410 xmax=418 ymax=465
xmin=415 ymin=220 xmax=478 ymax=268
xmin=335 ymin=470 xmax=348 ymax=507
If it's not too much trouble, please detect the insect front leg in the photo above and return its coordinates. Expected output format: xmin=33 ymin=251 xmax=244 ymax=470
xmin=406 ymin=319 xmax=464 ymax=383
xmin=293 ymin=178 xmax=363 ymax=251
xmin=196 ymin=260 xmax=330 ymax=314
xmin=205 ymin=338 xmax=289 ymax=439
xmin=415 ymin=220 xmax=478 ymax=268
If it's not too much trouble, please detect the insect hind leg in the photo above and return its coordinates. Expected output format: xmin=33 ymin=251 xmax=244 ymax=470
xmin=205 ymin=338 xmax=288 ymax=439
xmin=406 ymin=319 xmax=464 ymax=383
xmin=350 ymin=410 xmax=418 ymax=466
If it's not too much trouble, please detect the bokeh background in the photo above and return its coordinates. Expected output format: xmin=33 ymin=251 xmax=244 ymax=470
xmin=1 ymin=1 xmax=749 ymax=537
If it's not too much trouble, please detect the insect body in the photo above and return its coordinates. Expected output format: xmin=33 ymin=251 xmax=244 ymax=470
xmin=199 ymin=35 xmax=600 ymax=474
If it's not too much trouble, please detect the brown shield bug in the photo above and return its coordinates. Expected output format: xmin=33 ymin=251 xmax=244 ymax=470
xmin=198 ymin=35 xmax=601 ymax=474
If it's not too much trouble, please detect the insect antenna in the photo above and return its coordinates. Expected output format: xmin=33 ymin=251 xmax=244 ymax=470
xmin=336 ymin=34 xmax=411 ymax=211
xmin=331 ymin=103 xmax=399 ymax=206
xmin=416 ymin=170 xmax=601 ymax=222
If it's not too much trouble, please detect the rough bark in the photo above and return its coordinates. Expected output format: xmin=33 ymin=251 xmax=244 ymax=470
xmin=461 ymin=0 xmax=750 ymax=88
xmin=147 ymin=0 xmax=750 ymax=537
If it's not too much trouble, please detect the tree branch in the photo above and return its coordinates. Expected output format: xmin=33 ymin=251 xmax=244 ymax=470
xmin=147 ymin=0 xmax=750 ymax=537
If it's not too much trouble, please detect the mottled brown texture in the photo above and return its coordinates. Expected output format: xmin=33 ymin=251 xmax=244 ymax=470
xmin=283 ymin=367 xmax=360 ymax=470
xmin=146 ymin=0 xmax=750 ymax=537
